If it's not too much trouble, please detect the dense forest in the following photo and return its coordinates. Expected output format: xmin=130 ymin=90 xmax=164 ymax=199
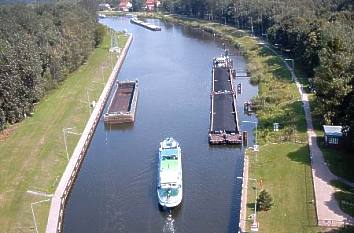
xmin=0 ymin=2 xmax=104 ymax=130
xmin=159 ymin=0 xmax=354 ymax=150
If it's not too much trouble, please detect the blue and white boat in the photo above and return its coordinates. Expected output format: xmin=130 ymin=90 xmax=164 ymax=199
xmin=157 ymin=137 xmax=183 ymax=208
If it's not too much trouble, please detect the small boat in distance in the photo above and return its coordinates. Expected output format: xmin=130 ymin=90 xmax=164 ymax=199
xmin=157 ymin=137 xmax=183 ymax=208
xmin=97 ymin=13 xmax=106 ymax=19
xmin=130 ymin=17 xmax=161 ymax=31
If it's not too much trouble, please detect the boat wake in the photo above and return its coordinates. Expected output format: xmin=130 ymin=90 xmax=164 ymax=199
xmin=163 ymin=210 xmax=176 ymax=233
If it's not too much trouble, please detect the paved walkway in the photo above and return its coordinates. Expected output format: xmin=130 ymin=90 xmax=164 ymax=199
xmin=273 ymin=47 xmax=354 ymax=227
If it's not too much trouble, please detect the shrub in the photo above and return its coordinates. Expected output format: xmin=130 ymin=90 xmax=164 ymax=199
xmin=257 ymin=190 xmax=273 ymax=211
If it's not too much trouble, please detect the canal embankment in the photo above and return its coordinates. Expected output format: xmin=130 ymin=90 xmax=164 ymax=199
xmin=144 ymin=13 xmax=320 ymax=232
xmin=46 ymin=33 xmax=133 ymax=233
xmin=0 ymin=32 xmax=127 ymax=233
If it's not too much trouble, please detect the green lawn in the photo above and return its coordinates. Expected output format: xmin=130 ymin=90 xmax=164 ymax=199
xmin=0 ymin=31 xmax=127 ymax=233
xmin=246 ymin=144 xmax=320 ymax=233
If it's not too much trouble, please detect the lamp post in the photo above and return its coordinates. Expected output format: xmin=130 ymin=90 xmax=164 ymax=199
xmin=284 ymin=58 xmax=295 ymax=70
xmin=62 ymin=128 xmax=82 ymax=160
xmin=284 ymin=58 xmax=295 ymax=81
xmin=31 ymin=199 xmax=51 ymax=233
xmin=237 ymin=176 xmax=259 ymax=232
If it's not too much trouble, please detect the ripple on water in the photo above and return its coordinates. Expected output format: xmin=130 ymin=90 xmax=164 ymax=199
xmin=163 ymin=210 xmax=176 ymax=233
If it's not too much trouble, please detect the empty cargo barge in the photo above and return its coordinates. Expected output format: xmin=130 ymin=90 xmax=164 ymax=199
xmin=104 ymin=80 xmax=139 ymax=124
xmin=209 ymin=55 xmax=242 ymax=144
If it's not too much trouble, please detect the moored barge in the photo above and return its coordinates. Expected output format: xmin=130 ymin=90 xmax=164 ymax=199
xmin=130 ymin=17 xmax=161 ymax=31
xmin=209 ymin=55 xmax=242 ymax=144
xmin=104 ymin=80 xmax=139 ymax=124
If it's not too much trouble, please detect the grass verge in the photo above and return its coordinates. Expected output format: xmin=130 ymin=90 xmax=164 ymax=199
xmin=0 ymin=31 xmax=127 ymax=233
xmin=246 ymin=144 xmax=320 ymax=232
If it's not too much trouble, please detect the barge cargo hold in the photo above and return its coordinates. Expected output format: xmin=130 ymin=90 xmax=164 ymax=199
xmin=104 ymin=80 xmax=139 ymax=124
xmin=209 ymin=55 xmax=242 ymax=145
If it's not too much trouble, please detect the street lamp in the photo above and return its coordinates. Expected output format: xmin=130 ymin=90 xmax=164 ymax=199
xmin=31 ymin=199 xmax=51 ymax=233
xmin=284 ymin=58 xmax=295 ymax=70
xmin=62 ymin=128 xmax=82 ymax=160
xmin=237 ymin=176 xmax=259 ymax=232
xmin=242 ymin=120 xmax=258 ymax=145
xmin=80 ymin=88 xmax=95 ymax=116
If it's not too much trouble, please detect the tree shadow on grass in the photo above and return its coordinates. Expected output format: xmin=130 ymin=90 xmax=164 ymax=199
xmin=286 ymin=145 xmax=311 ymax=165
xmin=246 ymin=202 xmax=256 ymax=211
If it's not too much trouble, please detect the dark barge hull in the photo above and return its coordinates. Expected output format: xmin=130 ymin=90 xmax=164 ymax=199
xmin=104 ymin=80 xmax=139 ymax=124
xmin=209 ymin=56 xmax=242 ymax=144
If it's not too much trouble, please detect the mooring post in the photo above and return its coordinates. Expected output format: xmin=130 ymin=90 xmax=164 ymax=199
xmin=237 ymin=83 xmax=242 ymax=94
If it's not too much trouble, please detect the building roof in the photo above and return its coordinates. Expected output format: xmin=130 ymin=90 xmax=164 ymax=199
xmin=119 ymin=0 xmax=128 ymax=7
xmin=323 ymin=125 xmax=343 ymax=137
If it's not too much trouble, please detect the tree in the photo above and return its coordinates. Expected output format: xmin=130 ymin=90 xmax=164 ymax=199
xmin=257 ymin=190 xmax=273 ymax=211
xmin=0 ymin=2 xmax=100 ymax=130
xmin=132 ymin=0 xmax=145 ymax=11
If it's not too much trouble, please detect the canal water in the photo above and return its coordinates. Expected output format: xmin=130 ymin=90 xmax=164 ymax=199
xmin=63 ymin=17 xmax=258 ymax=233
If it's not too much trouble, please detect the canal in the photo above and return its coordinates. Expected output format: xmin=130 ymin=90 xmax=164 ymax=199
xmin=63 ymin=17 xmax=258 ymax=233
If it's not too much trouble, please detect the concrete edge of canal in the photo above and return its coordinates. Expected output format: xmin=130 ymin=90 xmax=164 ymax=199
xmin=45 ymin=33 xmax=133 ymax=233
xmin=238 ymin=154 xmax=249 ymax=233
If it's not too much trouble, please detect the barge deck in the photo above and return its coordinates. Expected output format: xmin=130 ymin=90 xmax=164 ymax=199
xmin=104 ymin=80 xmax=139 ymax=124
xmin=209 ymin=55 xmax=242 ymax=144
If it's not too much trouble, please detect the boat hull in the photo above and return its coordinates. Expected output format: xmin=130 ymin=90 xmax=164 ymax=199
xmin=157 ymin=186 xmax=183 ymax=208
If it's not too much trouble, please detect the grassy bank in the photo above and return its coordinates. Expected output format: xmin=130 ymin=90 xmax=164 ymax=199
xmin=0 ymin=31 xmax=127 ymax=233
xmin=246 ymin=144 xmax=319 ymax=232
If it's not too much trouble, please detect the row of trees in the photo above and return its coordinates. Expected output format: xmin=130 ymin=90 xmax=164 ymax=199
xmin=159 ymin=0 xmax=354 ymax=150
xmin=0 ymin=2 xmax=103 ymax=130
